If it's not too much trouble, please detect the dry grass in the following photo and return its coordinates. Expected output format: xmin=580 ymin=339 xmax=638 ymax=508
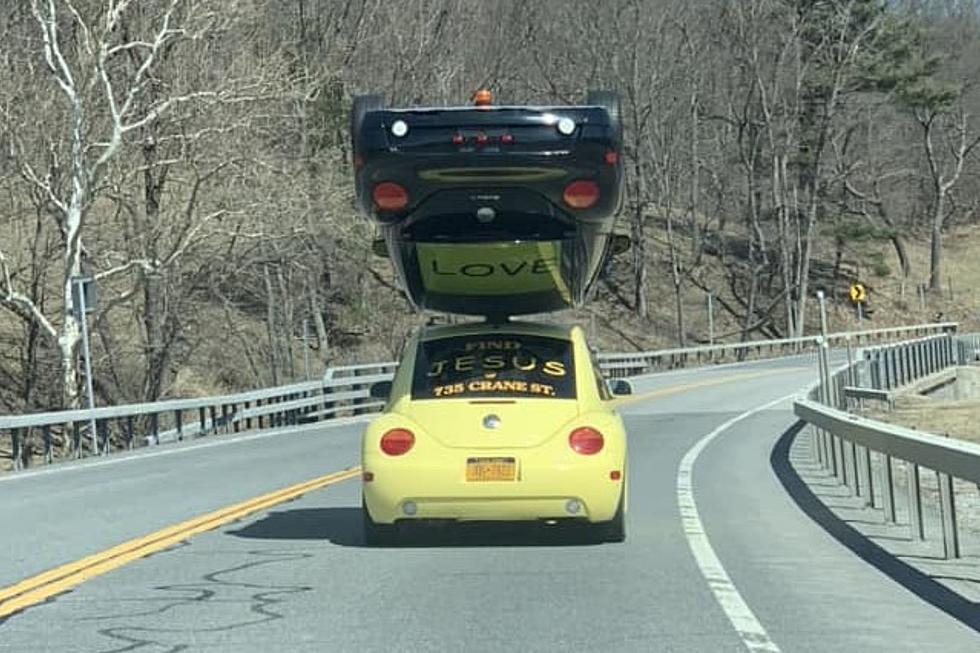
xmin=865 ymin=368 xmax=980 ymax=445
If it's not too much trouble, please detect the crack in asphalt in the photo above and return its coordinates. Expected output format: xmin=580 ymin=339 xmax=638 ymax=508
xmin=86 ymin=548 xmax=314 ymax=653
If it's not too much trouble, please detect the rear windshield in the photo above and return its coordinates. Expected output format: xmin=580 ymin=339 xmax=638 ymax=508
xmin=411 ymin=333 xmax=576 ymax=400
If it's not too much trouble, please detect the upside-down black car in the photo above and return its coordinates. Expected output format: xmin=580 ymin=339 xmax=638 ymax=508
xmin=351 ymin=90 xmax=626 ymax=317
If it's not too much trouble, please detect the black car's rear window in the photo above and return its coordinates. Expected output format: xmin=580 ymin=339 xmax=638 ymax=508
xmin=411 ymin=333 xmax=575 ymax=400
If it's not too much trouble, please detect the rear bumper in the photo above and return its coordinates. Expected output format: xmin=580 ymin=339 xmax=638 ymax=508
xmin=355 ymin=153 xmax=623 ymax=225
xmin=362 ymin=458 xmax=624 ymax=524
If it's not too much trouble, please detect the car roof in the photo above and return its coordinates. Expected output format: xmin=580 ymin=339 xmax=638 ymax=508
xmin=417 ymin=320 xmax=577 ymax=343
xmin=382 ymin=104 xmax=603 ymax=113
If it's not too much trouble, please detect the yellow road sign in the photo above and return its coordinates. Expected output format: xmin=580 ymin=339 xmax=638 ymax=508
xmin=849 ymin=282 xmax=867 ymax=303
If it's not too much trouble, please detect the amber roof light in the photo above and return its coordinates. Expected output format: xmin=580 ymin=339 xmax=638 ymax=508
xmin=473 ymin=89 xmax=493 ymax=106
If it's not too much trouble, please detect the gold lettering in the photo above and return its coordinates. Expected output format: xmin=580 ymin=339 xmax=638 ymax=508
xmin=512 ymin=355 xmax=537 ymax=371
xmin=483 ymin=354 xmax=506 ymax=370
xmin=542 ymin=360 xmax=567 ymax=377
xmin=455 ymin=355 xmax=475 ymax=372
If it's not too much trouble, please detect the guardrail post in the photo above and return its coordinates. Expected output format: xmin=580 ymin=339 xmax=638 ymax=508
xmin=125 ymin=416 xmax=134 ymax=450
xmin=816 ymin=340 xmax=830 ymax=470
xmin=938 ymin=472 xmax=960 ymax=559
xmin=150 ymin=413 xmax=159 ymax=446
xmin=209 ymin=406 xmax=218 ymax=435
xmin=811 ymin=424 xmax=823 ymax=466
xmin=98 ymin=419 xmax=110 ymax=454
xmin=198 ymin=407 xmax=206 ymax=435
xmin=72 ymin=422 xmax=82 ymax=458
xmin=907 ymin=463 xmax=925 ymax=540
xmin=880 ymin=454 xmax=896 ymax=522
xmin=912 ymin=342 xmax=921 ymax=381
xmin=175 ymin=410 xmax=184 ymax=441
xmin=353 ymin=368 xmax=366 ymax=416
xmin=42 ymin=425 xmax=52 ymax=465
xmin=11 ymin=428 xmax=23 ymax=470
xmin=860 ymin=446 xmax=874 ymax=507
xmin=919 ymin=340 xmax=927 ymax=378
xmin=888 ymin=349 xmax=898 ymax=389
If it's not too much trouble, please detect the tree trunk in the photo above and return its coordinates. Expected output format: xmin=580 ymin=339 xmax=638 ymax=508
xmin=59 ymin=314 xmax=81 ymax=409
xmin=308 ymin=276 xmax=330 ymax=364
xmin=631 ymin=203 xmax=648 ymax=320
xmin=794 ymin=196 xmax=817 ymax=339
xmin=139 ymin=134 xmax=171 ymax=403
xmin=929 ymin=195 xmax=944 ymax=291
xmin=264 ymin=265 xmax=280 ymax=385
xmin=666 ymin=205 xmax=685 ymax=346
xmin=891 ymin=233 xmax=911 ymax=279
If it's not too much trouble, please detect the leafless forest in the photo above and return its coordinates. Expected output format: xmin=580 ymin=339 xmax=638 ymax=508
xmin=2 ymin=0 xmax=979 ymax=414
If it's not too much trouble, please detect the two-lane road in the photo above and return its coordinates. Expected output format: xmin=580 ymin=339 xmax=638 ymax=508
xmin=1 ymin=357 xmax=977 ymax=651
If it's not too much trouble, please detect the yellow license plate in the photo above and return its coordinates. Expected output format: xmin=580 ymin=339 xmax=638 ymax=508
xmin=466 ymin=457 xmax=517 ymax=482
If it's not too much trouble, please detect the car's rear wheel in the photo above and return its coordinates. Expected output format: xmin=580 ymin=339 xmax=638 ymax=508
xmin=598 ymin=489 xmax=626 ymax=543
xmin=362 ymin=499 xmax=397 ymax=546
xmin=585 ymin=89 xmax=622 ymax=141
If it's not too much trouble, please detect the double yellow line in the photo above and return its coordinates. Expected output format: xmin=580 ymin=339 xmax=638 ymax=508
xmin=613 ymin=367 xmax=806 ymax=407
xmin=0 ymin=467 xmax=360 ymax=619
xmin=0 ymin=365 xmax=808 ymax=620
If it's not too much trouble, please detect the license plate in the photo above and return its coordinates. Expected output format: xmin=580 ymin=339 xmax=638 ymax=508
xmin=466 ymin=457 xmax=516 ymax=482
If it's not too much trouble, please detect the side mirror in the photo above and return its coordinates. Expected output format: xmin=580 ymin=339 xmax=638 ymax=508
xmin=608 ymin=233 xmax=631 ymax=257
xmin=610 ymin=379 xmax=633 ymax=396
xmin=372 ymin=239 xmax=389 ymax=258
xmin=369 ymin=381 xmax=393 ymax=399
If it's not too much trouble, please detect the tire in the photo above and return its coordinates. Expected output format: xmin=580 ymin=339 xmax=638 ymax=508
xmin=350 ymin=93 xmax=385 ymax=154
xmin=585 ymin=89 xmax=622 ymax=141
xmin=598 ymin=489 xmax=626 ymax=543
xmin=362 ymin=499 xmax=397 ymax=546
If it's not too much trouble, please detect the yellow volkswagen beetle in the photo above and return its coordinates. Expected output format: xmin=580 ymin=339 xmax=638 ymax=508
xmin=361 ymin=320 xmax=630 ymax=544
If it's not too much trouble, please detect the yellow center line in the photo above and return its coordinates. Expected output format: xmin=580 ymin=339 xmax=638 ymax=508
xmin=0 ymin=467 xmax=361 ymax=619
xmin=612 ymin=367 xmax=809 ymax=407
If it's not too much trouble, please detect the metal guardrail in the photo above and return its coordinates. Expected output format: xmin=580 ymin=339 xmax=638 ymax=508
xmin=794 ymin=331 xmax=980 ymax=559
xmin=0 ymin=322 xmax=959 ymax=473
xmin=597 ymin=322 xmax=958 ymax=378
xmin=0 ymin=362 xmax=396 ymax=471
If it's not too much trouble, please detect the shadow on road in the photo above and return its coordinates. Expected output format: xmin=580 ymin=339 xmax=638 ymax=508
xmin=771 ymin=421 xmax=980 ymax=634
xmin=228 ymin=507 xmax=609 ymax=548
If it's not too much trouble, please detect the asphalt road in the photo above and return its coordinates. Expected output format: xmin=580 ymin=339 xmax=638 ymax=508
xmin=1 ymin=354 xmax=977 ymax=652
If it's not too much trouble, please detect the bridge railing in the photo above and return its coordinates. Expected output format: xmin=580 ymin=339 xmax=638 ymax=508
xmin=597 ymin=322 xmax=958 ymax=378
xmin=793 ymin=330 xmax=980 ymax=560
xmin=0 ymin=322 xmax=960 ymax=473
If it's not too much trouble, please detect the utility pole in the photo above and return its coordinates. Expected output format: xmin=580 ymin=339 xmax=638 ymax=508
xmin=72 ymin=275 xmax=98 ymax=455
xmin=707 ymin=292 xmax=715 ymax=345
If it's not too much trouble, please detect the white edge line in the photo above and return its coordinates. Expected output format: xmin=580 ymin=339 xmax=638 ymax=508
xmin=0 ymin=415 xmax=372 ymax=484
xmin=677 ymin=390 xmax=801 ymax=653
